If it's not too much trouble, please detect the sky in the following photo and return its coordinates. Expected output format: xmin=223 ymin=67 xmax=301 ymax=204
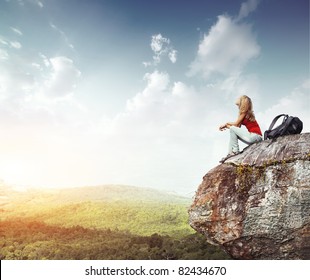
xmin=0 ymin=0 xmax=309 ymax=195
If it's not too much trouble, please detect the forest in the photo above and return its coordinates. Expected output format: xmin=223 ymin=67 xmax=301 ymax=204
xmin=0 ymin=185 xmax=230 ymax=260
xmin=0 ymin=219 xmax=229 ymax=260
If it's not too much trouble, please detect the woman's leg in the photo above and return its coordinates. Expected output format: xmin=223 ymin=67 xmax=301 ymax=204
xmin=228 ymin=126 xmax=262 ymax=153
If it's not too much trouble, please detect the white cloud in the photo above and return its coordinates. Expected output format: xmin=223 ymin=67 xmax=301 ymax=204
xmin=39 ymin=53 xmax=50 ymax=67
xmin=151 ymin=33 xmax=169 ymax=64
xmin=151 ymin=34 xmax=169 ymax=53
xmin=168 ymin=49 xmax=178 ymax=64
xmin=91 ymin=70 xmax=233 ymax=193
xmin=188 ymin=15 xmax=260 ymax=79
xmin=123 ymin=71 xmax=206 ymax=130
xmin=142 ymin=61 xmax=152 ymax=67
xmin=0 ymin=38 xmax=8 ymax=46
xmin=0 ymin=17 xmax=80 ymax=122
xmin=0 ymin=50 xmax=83 ymax=131
xmin=31 ymin=62 xmax=42 ymax=71
xmin=219 ymin=72 xmax=261 ymax=103
xmin=0 ymin=65 xmax=35 ymax=98
xmin=0 ymin=49 xmax=9 ymax=60
xmin=10 ymin=41 xmax=22 ymax=49
xmin=36 ymin=0 xmax=43 ymax=8
xmin=144 ymin=33 xmax=178 ymax=66
xmin=0 ymin=35 xmax=22 ymax=50
xmin=50 ymin=22 xmax=75 ymax=50
xmin=237 ymin=0 xmax=260 ymax=21
xmin=257 ymin=79 xmax=310 ymax=133
xmin=10 ymin=27 xmax=23 ymax=36
xmin=43 ymin=56 xmax=81 ymax=98
xmin=126 ymin=70 xmax=170 ymax=112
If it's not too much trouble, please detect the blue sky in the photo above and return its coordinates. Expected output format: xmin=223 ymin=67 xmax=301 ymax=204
xmin=0 ymin=0 xmax=309 ymax=194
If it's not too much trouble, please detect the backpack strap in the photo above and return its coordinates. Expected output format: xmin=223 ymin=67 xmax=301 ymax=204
xmin=265 ymin=114 xmax=289 ymax=144
xmin=268 ymin=114 xmax=288 ymax=131
xmin=279 ymin=116 xmax=294 ymax=137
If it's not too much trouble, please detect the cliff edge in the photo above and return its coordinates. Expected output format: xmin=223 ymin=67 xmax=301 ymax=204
xmin=189 ymin=133 xmax=310 ymax=259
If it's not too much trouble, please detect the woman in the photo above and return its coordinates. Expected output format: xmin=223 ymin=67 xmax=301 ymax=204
xmin=219 ymin=95 xmax=262 ymax=162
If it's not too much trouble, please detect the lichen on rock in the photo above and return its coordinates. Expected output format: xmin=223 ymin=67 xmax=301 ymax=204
xmin=189 ymin=133 xmax=310 ymax=259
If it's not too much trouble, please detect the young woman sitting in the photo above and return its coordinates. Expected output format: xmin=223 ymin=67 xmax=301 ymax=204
xmin=219 ymin=95 xmax=262 ymax=163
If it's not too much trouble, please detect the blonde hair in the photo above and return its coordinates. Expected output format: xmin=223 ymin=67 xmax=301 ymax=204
xmin=238 ymin=95 xmax=256 ymax=122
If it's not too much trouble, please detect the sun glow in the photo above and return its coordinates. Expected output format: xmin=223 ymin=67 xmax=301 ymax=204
xmin=0 ymin=157 xmax=42 ymax=188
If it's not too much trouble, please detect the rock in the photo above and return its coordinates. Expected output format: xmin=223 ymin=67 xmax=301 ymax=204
xmin=189 ymin=133 xmax=310 ymax=259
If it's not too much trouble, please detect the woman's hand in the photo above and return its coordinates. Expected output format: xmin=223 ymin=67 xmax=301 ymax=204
xmin=219 ymin=124 xmax=227 ymax=131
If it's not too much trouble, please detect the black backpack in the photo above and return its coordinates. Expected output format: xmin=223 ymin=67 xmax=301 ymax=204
xmin=264 ymin=114 xmax=303 ymax=140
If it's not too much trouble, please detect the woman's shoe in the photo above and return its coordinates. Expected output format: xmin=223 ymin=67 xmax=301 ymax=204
xmin=219 ymin=152 xmax=239 ymax=163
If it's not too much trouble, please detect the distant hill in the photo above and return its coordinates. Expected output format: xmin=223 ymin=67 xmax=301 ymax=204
xmin=1 ymin=184 xmax=193 ymax=237
xmin=1 ymin=184 xmax=191 ymax=206
xmin=55 ymin=185 xmax=190 ymax=203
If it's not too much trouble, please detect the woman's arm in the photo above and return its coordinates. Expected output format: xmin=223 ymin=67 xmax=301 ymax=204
xmin=219 ymin=112 xmax=246 ymax=131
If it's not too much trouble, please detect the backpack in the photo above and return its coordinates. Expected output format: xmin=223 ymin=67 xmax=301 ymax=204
xmin=264 ymin=114 xmax=303 ymax=140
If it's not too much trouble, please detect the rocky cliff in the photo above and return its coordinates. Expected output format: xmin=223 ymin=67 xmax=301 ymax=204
xmin=189 ymin=133 xmax=310 ymax=259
